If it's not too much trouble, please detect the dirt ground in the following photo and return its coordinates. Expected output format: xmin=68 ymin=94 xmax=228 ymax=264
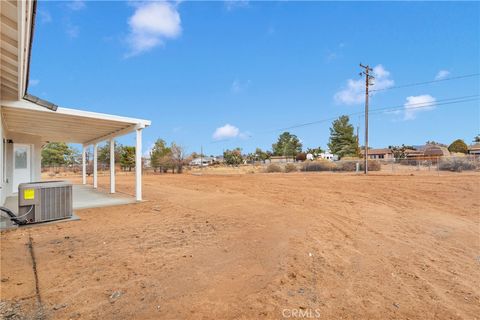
xmin=1 ymin=173 xmax=479 ymax=319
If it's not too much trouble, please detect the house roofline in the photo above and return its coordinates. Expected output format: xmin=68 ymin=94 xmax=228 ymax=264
xmin=24 ymin=0 xmax=37 ymax=96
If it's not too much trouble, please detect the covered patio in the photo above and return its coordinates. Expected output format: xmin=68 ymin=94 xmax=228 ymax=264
xmin=0 ymin=0 xmax=151 ymax=215
xmin=1 ymin=98 xmax=151 ymax=205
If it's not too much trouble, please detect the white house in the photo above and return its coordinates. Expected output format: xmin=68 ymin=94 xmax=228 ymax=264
xmin=319 ymin=151 xmax=338 ymax=161
xmin=190 ymin=156 xmax=216 ymax=167
xmin=0 ymin=0 xmax=151 ymax=206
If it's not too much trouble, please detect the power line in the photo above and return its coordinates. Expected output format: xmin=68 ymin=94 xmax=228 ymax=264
xmin=265 ymin=94 xmax=479 ymax=133
xmin=368 ymin=95 xmax=478 ymax=115
xmin=370 ymin=73 xmax=480 ymax=92
xmin=209 ymin=94 xmax=479 ymax=145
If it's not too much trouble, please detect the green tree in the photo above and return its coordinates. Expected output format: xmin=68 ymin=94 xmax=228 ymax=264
xmin=224 ymin=148 xmax=243 ymax=166
xmin=97 ymin=141 xmax=122 ymax=166
xmin=306 ymin=147 xmax=324 ymax=156
xmin=328 ymin=115 xmax=359 ymax=158
xmin=448 ymin=139 xmax=468 ymax=154
xmin=474 ymin=135 xmax=480 ymax=143
xmin=120 ymin=146 xmax=136 ymax=171
xmin=41 ymin=142 xmax=77 ymax=167
xmin=272 ymin=132 xmax=302 ymax=157
xmin=254 ymin=148 xmax=269 ymax=162
xmin=150 ymin=139 xmax=172 ymax=172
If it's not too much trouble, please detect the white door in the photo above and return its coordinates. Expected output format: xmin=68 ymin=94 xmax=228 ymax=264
xmin=13 ymin=144 xmax=31 ymax=192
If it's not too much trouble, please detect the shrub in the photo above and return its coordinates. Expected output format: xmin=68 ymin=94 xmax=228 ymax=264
xmin=448 ymin=139 xmax=468 ymax=154
xmin=265 ymin=164 xmax=282 ymax=173
xmin=295 ymin=153 xmax=307 ymax=162
xmin=439 ymin=157 xmax=476 ymax=172
xmin=284 ymin=163 xmax=297 ymax=173
xmin=335 ymin=161 xmax=358 ymax=172
xmin=361 ymin=160 xmax=381 ymax=171
xmin=302 ymin=160 xmax=336 ymax=172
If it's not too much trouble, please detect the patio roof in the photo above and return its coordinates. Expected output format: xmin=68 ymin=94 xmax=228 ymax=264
xmin=1 ymin=98 xmax=151 ymax=145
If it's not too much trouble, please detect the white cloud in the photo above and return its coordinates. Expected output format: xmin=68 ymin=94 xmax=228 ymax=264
xmin=125 ymin=1 xmax=182 ymax=57
xmin=334 ymin=64 xmax=394 ymax=105
xmin=65 ymin=23 xmax=80 ymax=38
xmin=225 ymin=0 xmax=249 ymax=11
xmin=213 ymin=124 xmax=240 ymax=140
xmin=326 ymin=52 xmax=337 ymax=62
xmin=231 ymin=79 xmax=251 ymax=94
xmin=403 ymin=94 xmax=436 ymax=120
xmin=29 ymin=79 xmax=40 ymax=86
xmin=67 ymin=0 xmax=86 ymax=11
xmin=435 ymin=70 xmax=450 ymax=80
xmin=38 ymin=10 xmax=52 ymax=24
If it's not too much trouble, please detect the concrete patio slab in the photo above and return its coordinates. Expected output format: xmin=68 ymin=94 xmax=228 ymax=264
xmin=72 ymin=184 xmax=137 ymax=209
xmin=1 ymin=184 xmax=136 ymax=229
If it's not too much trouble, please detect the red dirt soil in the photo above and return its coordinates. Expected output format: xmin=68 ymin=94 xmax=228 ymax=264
xmin=1 ymin=173 xmax=479 ymax=319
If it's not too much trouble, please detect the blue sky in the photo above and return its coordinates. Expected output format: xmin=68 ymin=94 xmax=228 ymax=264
xmin=29 ymin=1 xmax=479 ymax=156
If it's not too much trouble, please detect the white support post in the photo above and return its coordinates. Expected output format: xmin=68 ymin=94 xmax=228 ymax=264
xmin=93 ymin=143 xmax=98 ymax=189
xmin=82 ymin=146 xmax=87 ymax=185
xmin=135 ymin=128 xmax=143 ymax=201
xmin=110 ymin=139 xmax=115 ymax=194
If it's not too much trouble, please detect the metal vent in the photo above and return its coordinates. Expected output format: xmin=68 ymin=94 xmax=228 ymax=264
xmin=18 ymin=181 xmax=72 ymax=223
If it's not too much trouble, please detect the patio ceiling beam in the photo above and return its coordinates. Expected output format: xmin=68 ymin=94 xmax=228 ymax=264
xmin=83 ymin=123 xmax=144 ymax=147
xmin=4 ymin=117 xmax=127 ymax=130
xmin=1 ymin=100 xmax=151 ymax=126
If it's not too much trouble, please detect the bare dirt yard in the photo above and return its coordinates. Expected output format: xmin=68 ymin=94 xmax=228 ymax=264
xmin=1 ymin=173 xmax=479 ymax=319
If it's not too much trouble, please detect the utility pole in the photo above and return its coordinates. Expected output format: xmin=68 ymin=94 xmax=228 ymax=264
xmin=360 ymin=63 xmax=374 ymax=174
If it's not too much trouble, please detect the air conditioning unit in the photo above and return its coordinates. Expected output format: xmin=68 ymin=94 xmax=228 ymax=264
xmin=18 ymin=181 xmax=73 ymax=223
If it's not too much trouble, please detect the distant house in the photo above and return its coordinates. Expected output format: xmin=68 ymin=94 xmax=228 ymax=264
xmin=403 ymin=145 xmax=450 ymax=161
xmin=361 ymin=148 xmax=394 ymax=160
xmin=468 ymin=143 xmax=480 ymax=155
xmin=423 ymin=145 xmax=450 ymax=158
xmin=190 ymin=156 xmax=216 ymax=166
xmin=319 ymin=151 xmax=338 ymax=161
xmin=405 ymin=149 xmax=424 ymax=159
xmin=143 ymin=157 xmax=151 ymax=168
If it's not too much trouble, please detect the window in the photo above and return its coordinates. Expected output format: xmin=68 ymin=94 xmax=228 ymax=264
xmin=15 ymin=147 xmax=28 ymax=169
